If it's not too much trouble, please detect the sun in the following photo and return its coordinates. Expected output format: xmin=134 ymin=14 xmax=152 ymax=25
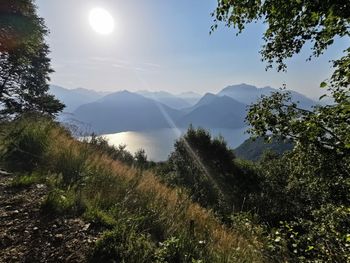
xmin=89 ymin=8 xmax=115 ymax=35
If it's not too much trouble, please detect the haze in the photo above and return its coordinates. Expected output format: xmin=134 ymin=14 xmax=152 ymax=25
xmin=36 ymin=0 xmax=348 ymax=99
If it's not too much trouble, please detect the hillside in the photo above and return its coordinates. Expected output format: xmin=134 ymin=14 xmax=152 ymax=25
xmin=136 ymin=90 xmax=192 ymax=109
xmin=0 ymin=171 xmax=97 ymax=262
xmin=73 ymin=91 xmax=182 ymax=133
xmin=0 ymin=117 xmax=264 ymax=262
xmin=49 ymin=85 xmax=109 ymax=113
xmin=178 ymin=94 xmax=247 ymax=128
xmin=218 ymin=83 xmax=316 ymax=109
xmin=53 ymin=84 xmax=318 ymax=134
xmin=235 ymin=137 xmax=294 ymax=161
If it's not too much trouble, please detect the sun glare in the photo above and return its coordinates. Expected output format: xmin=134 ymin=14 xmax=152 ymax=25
xmin=89 ymin=8 xmax=115 ymax=35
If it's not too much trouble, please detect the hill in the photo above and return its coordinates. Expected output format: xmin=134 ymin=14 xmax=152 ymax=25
xmin=73 ymin=90 xmax=182 ymax=133
xmin=178 ymin=94 xmax=247 ymax=128
xmin=136 ymin=90 xmax=192 ymax=109
xmin=49 ymin=85 xmax=109 ymax=112
xmin=218 ymin=83 xmax=316 ymax=109
xmin=0 ymin=117 xmax=264 ymax=262
xmin=53 ymin=83 xmax=318 ymax=134
xmin=235 ymin=136 xmax=294 ymax=161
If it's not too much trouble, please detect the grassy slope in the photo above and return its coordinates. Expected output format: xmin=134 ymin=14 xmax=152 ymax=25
xmin=0 ymin=117 xmax=265 ymax=262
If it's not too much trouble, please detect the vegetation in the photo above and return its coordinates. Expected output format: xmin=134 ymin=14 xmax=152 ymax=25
xmin=158 ymin=126 xmax=259 ymax=217
xmin=1 ymin=0 xmax=349 ymax=262
xmin=208 ymin=1 xmax=350 ymax=262
xmin=0 ymin=117 xmax=264 ymax=262
xmin=0 ymin=0 xmax=64 ymax=119
xmin=234 ymin=136 xmax=294 ymax=161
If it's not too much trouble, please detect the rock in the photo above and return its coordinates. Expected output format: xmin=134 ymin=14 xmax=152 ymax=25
xmin=82 ymin=223 xmax=90 ymax=231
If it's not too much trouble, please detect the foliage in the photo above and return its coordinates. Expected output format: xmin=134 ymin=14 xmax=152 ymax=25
xmin=1 ymin=115 xmax=52 ymax=171
xmin=11 ymin=172 xmax=43 ymax=187
xmin=160 ymin=126 xmax=260 ymax=216
xmin=89 ymin=134 xmax=134 ymax=166
xmin=1 ymin=117 xmax=264 ymax=262
xmin=41 ymin=188 xmax=86 ymax=216
xmin=213 ymin=0 xmax=350 ymax=72
xmin=266 ymin=205 xmax=350 ymax=262
xmin=247 ymin=91 xmax=350 ymax=156
xmin=213 ymin=2 xmax=350 ymax=262
xmin=0 ymin=0 xmax=64 ymax=119
xmin=134 ymin=148 xmax=148 ymax=171
xmin=91 ymin=225 xmax=156 ymax=263
xmin=234 ymin=136 xmax=294 ymax=161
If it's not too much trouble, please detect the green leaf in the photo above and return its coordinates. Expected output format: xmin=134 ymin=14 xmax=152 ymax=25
xmin=320 ymin=82 xmax=327 ymax=88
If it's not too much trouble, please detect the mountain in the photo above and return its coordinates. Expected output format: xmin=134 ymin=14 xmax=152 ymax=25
xmin=54 ymin=83 xmax=318 ymax=134
xmin=49 ymin=85 xmax=109 ymax=112
xmin=218 ymin=83 xmax=316 ymax=109
xmin=73 ymin=91 xmax=182 ymax=133
xmin=136 ymin=90 xmax=191 ymax=109
xmin=235 ymin=137 xmax=294 ymax=161
xmin=178 ymin=94 xmax=247 ymax=129
xmin=177 ymin=92 xmax=202 ymax=105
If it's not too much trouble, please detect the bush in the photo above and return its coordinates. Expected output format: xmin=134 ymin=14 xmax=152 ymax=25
xmin=90 ymin=225 xmax=156 ymax=263
xmin=83 ymin=207 xmax=117 ymax=229
xmin=266 ymin=205 xmax=350 ymax=263
xmin=2 ymin=117 xmax=52 ymax=171
xmin=41 ymin=188 xmax=86 ymax=215
xmin=53 ymin=145 xmax=90 ymax=187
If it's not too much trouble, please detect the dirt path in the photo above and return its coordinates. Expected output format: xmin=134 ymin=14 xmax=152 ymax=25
xmin=0 ymin=171 xmax=98 ymax=263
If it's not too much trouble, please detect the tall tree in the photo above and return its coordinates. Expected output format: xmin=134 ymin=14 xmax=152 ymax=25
xmin=0 ymin=0 xmax=64 ymax=119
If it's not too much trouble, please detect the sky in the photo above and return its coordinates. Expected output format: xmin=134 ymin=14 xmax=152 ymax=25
xmin=36 ymin=0 xmax=349 ymax=99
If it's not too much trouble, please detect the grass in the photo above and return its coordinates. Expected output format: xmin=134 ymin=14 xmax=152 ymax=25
xmin=0 ymin=116 xmax=266 ymax=262
xmin=10 ymin=172 xmax=43 ymax=188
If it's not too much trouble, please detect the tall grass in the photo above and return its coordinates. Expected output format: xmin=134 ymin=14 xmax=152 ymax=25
xmin=1 ymin=117 xmax=266 ymax=262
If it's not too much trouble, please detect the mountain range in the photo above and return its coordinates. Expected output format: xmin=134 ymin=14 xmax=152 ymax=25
xmin=50 ymin=83 xmax=319 ymax=134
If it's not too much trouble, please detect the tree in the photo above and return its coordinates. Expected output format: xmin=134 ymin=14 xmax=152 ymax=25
xmin=0 ymin=0 xmax=64 ymax=119
xmin=162 ymin=126 xmax=259 ymax=215
xmin=213 ymin=0 xmax=350 ymax=72
xmin=213 ymin=1 xmax=350 ymax=261
xmin=212 ymin=0 xmax=350 ymax=162
xmin=134 ymin=149 xmax=148 ymax=171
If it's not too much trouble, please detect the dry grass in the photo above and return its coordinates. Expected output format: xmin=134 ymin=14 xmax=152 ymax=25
xmin=1 ymin=118 xmax=265 ymax=262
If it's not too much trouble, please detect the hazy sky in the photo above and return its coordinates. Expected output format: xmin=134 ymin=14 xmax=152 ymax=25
xmin=36 ymin=0 xmax=349 ymax=99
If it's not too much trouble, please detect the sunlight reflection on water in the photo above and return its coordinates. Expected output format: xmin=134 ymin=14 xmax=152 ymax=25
xmin=102 ymin=128 xmax=249 ymax=161
xmin=100 ymin=128 xmax=249 ymax=162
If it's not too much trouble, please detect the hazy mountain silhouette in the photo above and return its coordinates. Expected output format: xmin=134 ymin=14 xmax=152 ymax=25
xmin=54 ymin=83 xmax=318 ymax=133
xmin=136 ymin=90 xmax=192 ymax=109
xmin=177 ymin=92 xmax=202 ymax=105
xmin=218 ymin=83 xmax=316 ymax=109
xmin=178 ymin=94 xmax=247 ymax=129
xmin=73 ymin=91 xmax=181 ymax=133
xmin=49 ymin=85 xmax=109 ymax=112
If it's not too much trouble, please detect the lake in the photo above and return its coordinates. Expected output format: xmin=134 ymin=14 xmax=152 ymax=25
xmin=101 ymin=127 xmax=249 ymax=162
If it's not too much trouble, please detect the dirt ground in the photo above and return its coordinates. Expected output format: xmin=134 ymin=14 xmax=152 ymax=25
xmin=0 ymin=170 xmax=98 ymax=263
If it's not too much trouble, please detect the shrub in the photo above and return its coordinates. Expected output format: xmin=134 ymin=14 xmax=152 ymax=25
xmin=2 ymin=117 xmax=52 ymax=171
xmin=53 ymin=145 xmax=90 ymax=187
xmin=83 ymin=207 xmax=117 ymax=229
xmin=90 ymin=225 xmax=156 ymax=263
xmin=41 ymin=188 xmax=86 ymax=215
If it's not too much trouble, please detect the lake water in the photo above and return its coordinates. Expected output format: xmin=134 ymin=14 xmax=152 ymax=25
xmin=101 ymin=127 xmax=249 ymax=162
